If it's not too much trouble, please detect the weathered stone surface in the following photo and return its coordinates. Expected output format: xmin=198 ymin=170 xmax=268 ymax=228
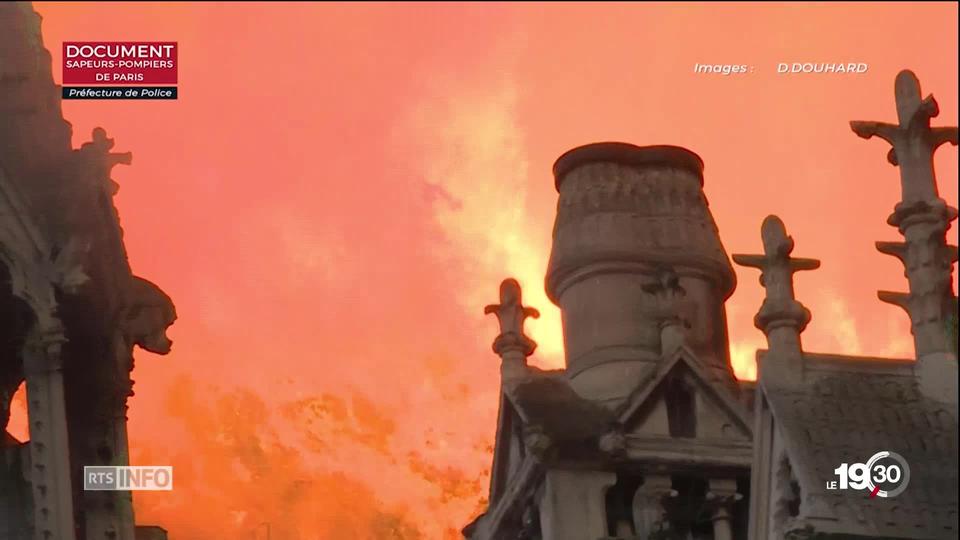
xmin=538 ymin=469 xmax=616 ymax=540
xmin=485 ymin=278 xmax=540 ymax=360
xmin=547 ymin=142 xmax=738 ymax=406
xmin=852 ymin=69 xmax=959 ymax=365
xmin=509 ymin=370 xmax=616 ymax=443
xmin=123 ymin=276 xmax=177 ymax=355
xmin=733 ymin=215 xmax=819 ymax=382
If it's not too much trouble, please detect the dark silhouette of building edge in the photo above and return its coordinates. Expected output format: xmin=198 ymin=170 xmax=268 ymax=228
xmin=1 ymin=4 xmax=175 ymax=540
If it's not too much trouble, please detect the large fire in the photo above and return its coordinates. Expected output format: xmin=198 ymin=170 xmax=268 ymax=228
xmin=5 ymin=3 xmax=956 ymax=538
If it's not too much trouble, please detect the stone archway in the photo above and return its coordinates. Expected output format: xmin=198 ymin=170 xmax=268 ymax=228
xmin=3 ymin=381 xmax=28 ymax=443
xmin=0 ymin=257 xmax=38 ymax=539
xmin=0 ymin=250 xmax=78 ymax=540
xmin=1 ymin=258 xmax=35 ymax=446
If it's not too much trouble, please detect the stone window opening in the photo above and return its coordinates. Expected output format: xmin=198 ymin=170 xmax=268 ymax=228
xmin=665 ymin=374 xmax=696 ymax=438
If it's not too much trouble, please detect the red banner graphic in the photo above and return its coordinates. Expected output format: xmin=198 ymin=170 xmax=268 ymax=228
xmin=63 ymin=42 xmax=178 ymax=85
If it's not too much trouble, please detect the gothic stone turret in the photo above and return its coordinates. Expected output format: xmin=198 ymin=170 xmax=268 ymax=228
xmin=546 ymin=143 xmax=738 ymax=407
xmin=466 ymin=144 xmax=755 ymax=540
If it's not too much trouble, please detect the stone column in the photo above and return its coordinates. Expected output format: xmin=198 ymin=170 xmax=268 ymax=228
xmin=706 ymin=478 xmax=741 ymax=540
xmin=83 ymin=332 xmax=137 ymax=540
xmin=538 ymin=469 xmax=616 ymax=540
xmin=22 ymin=325 xmax=77 ymax=540
xmin=632 ymin=474 xmax=676 ymax=538
xmin=110 ymin=369 xmax=136 ymax=540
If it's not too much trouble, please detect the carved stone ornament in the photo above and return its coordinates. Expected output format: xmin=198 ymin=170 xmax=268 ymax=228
xmin=485 ymin=278 xmax=540 ymax=357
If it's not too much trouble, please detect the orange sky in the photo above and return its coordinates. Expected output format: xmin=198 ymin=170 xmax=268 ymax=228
xmin=10 ymin=2 xmax=960 ymax=539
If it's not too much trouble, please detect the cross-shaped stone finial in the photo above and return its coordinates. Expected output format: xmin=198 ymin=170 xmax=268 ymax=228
xmin=733 ymin=216 xmax=819 ymax=351
xmin=850 ymin=70 xmax=958 ymax=225
xmin=484 ymin=278 xmax=540 ymax=358
xmin=81 ymin=127 xmax=133 ymax=195
xmin=853 ymin=71 xmax=958 ymax=367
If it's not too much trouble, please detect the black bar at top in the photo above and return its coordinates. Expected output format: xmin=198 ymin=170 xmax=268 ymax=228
xmin=62 ymin=86 xmax=178 ymax=100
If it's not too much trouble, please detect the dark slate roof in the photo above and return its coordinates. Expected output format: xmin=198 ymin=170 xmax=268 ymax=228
xmin=762 ymin=352 xmax=958 ymax=539
xmin=507 ymin=368 xmax=616 ymax=442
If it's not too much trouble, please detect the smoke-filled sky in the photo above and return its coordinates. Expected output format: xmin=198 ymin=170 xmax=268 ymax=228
xmin=9 ymin=2 xmax=959 ymax=538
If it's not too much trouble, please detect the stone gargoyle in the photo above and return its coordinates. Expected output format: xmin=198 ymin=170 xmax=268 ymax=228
xmin=123 ymin=276 xmax=177 ymax=354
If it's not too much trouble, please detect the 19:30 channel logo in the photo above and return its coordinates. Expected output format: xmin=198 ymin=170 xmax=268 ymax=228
xmin=827 ymin=451 xmax=910 ymax=498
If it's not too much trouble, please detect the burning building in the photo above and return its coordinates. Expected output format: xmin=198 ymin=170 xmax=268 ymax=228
xmin=1 ymin=4 xmax=175 ymax=540
xmin=464 ymin=71 xmax=958 ymax=539
xmin=1 ymin=2 xmax=957 ymax=540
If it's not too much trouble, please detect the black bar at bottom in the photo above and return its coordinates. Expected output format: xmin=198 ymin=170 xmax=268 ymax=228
xmin=62 ymin=86 xmax=178 ymax=100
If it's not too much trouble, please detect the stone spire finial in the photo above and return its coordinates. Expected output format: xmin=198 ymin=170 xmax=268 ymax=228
xmin=850 ymin=70 xmax=957 ymax=402
xmin=81 ymin=127 xmax=132 ymax=195
xmin=733 ymin=216 xmax=820 ymax=357
xmin=851 ymin=70 xmax=958 ymax=356
xmin=642 ymin=267 xmax=689 ymax=354
xmin=485 ymin=278 xmax=540 ymax=362
xmin=850 ymin=70 xmax=958 ymax=226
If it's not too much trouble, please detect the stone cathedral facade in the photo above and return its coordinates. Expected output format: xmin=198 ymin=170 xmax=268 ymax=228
xmin=464 ymin=71 xmax=958 ymax=540
xmin=1 ymin=4 xmax=176 ymax=540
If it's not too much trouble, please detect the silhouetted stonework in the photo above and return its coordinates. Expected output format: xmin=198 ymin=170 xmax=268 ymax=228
xmin=465 ymin=71 xmax=957 ymax=540
xmin=1 ymin=4 xmax=175 ymax=540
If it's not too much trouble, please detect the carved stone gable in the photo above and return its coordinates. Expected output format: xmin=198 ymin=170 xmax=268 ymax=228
xmin=621 ymin=357 xmax=750 ymax=443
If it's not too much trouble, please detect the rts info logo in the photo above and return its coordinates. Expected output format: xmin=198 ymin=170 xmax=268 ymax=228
xmin=827 ymin=451 xmax=910 ymax=498
xmin=84 ymin=466 xmax=173 ymax=491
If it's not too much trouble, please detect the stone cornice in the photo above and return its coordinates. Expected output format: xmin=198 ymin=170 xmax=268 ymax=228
xmin=552 ymin=142 xmax=704 ymax=190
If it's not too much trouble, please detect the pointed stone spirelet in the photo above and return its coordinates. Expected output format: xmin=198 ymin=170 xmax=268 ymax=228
xmin=733 ymin=216 xmax=820 ymax=357
xmin=849 ymin=70 xmax=958 ymax=227
xmin=641 ymin=267 xmax=688 ymax=354
xmin=853 ymin=70 xmax=958 ymax=364
xmin=485 ymin=278 xmax=540 ymax=362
